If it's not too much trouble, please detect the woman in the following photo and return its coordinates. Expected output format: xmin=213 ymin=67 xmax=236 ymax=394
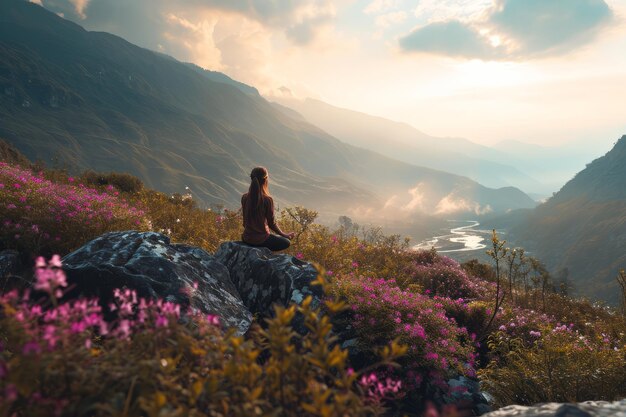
xmin=241 ymin=167 xmax=294 ymax=251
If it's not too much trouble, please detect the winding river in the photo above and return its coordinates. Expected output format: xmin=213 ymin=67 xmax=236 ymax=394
xmin=413 ymin=220 xmax=490 ymax=254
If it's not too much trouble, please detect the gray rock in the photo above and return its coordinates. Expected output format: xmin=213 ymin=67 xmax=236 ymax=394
xmin=214 ymin=242 xmax=323 ymax=317
xmin=482 ymin=400 xmax=626 ymax=417
xmin=0 ymin=250 xmax=21 ymax=278
xmin=445 ymin=375 xmax=492 ymax=414
xmin=62 ymin=231 xmax=252 ymax=334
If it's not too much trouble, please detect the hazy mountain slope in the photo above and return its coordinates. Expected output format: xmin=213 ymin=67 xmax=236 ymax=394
xmin=274 ymin=97 xmax=546 ymax=194
xmin=0 ymin=0 xmax=534 ymax=224
xmin=493 ymin=139 xmax=608 ymax=193
xmin=183 ymin=63 xmax=260 ymax=97
xmin=512 ymin=135 xmax=626 ymax=304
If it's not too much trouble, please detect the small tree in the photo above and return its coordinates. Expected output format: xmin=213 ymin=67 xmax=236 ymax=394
xmin=618 ymin=269 xmax=626 ymax=317
xmin=482 ymin=230 xmax=508 ymax=339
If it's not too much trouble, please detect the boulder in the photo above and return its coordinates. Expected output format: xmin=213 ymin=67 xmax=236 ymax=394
xmin=62 ymin=231 xmax=252 ymax=334
xmin=445 ymin=376 xmax=492 ymax=415
xmin=481 ymin=400 xmax=626 ymax=417
xmin=214 ymin=242 xmax=323 ymax=317
xmin=0 ymin=249 xmax=22 ymax=278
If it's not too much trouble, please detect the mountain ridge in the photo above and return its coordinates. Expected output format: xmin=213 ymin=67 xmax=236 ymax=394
xmin=0 ymin=0 xmax=535 ymax=231
xmin=273 ymin=97 xmax=548 ymax=194
xmin=511 ymin=135 xmax=626 ymax=304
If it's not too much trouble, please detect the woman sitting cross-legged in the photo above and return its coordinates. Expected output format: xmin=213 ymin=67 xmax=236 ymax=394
xmin=241 ymin=166 xmax=294 ymax=251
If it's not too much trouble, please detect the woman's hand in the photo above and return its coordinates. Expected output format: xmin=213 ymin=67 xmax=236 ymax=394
xmin=284 ymin=232 xmax=295 ymax=240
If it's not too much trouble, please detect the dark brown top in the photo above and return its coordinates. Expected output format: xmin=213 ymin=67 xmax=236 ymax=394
xmin=241 ymin=193 xmax=282 ymax=244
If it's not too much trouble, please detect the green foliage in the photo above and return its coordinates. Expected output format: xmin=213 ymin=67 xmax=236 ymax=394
xmin=478 ymin=232 xmax=626 ymax=408
xmin=479 ymin=327 xmax=626 ymax=407
xmin=81 ymin=170 xmax=144 ymax=194
xmin=0 ymin=271 xmax=406 ymax=417
xmin=2 ymin=160 xmax=626 ymax=412
xmin=618 ymin=269 xmax=626 ymax=317
xmin=0 ymin=139 xmax=31 ymax=167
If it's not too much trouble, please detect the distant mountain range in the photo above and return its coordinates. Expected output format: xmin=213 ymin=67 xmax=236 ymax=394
xmin=274 ymin=98 xmax=609 ymax=198
xmin=0 ymin=0 xmax=535 ymax=235
xmin=509 ymin=135 xmax=626 ymax=304
xmin=273 ymin=98 xmax=547 ymax=194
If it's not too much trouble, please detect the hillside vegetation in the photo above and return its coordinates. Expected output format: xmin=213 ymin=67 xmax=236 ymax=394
xmin=512 ymin=135 xmax=626 ymax=304
xmin=1 ymin=147 xmax=625 ymax=416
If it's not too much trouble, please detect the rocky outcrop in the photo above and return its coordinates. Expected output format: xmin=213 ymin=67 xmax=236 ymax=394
xmin=446 ymin=376 xmax=492 ymax=415
xmin=215 ymin=242 xmax=323 ymax=317
xmin=0 ymin=250 xmax=22 ymax=278
xmin=482 ymin=400 xmax=626 ymax=417
xmin=62 ymin=231 xmax=252 ymax=333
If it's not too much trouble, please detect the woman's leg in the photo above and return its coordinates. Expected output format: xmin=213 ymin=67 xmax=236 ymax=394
xmin=262 ymin=234 xmax=291 ymax=251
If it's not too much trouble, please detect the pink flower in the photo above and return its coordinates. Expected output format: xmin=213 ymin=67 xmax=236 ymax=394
xmin=22 ymin=341 xmax=41 ymax=355
xmin=156 ymin=315 xmax=169 ymax=327
xmin=295 ymin=252 xmax=304 ymax=260
xmin=49 ymin=254 xmax=62 ymax=268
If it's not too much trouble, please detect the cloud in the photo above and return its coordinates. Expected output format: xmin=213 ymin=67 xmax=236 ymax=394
xmin=35 ymin=0 xmax=341 ymax=93
xmin=413 ymin=0 xmax=492 ymax=23
xmin=285 ymin=12 xmax=333 ymax=44
xmin=489 ymin=0 xmax=613 ymax=56
xmin=399 ymin=20 xmax=498 ymax=59
xmin=375 ymin=11 xmax=407 ymax=29
xmin=399 ymin=0 xmax=613 ymax=60
xmin=363 ymin=0 xmax=402 ymax=15
xmin=435 ymin=195 xmax=493 ymax=215
xmin=70 ymin=0 xmax=89 ymax=18
xmin=403 ymin=184 xmax=426 ymax=211
xmin=38 ymin=0 xmax=335 ymax=45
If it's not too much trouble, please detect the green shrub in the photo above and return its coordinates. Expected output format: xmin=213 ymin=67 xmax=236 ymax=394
xmin=0 ymin=261 xmax=406 ymax=417
xmin=81 ymin=170 xmax=144 ymax=193
xmin=479 ymin=325 xmax=626 ymax=407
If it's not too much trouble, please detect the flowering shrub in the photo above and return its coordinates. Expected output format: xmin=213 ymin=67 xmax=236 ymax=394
xmin=1 ymin=151 xmax=625 ymax=411
xmin=81 ymin=170 xmax=144 ymax=193
xmin=276 ymin=207 xmax=414 ymax=280
xmin=330 ymin=275 xmax=477 ymax=387
xmin=0 ymin=257 xmax=406 ymax=417
xmin=0 ymin=162 xmax=146 ymax=256
xmin=491 ymin=307 xmax=557 ymax=349
xmin=480 ymin=323 xmax=626 ymax=406
xmin=399 ymin=251 xmax=488 ymax=300
xmin=436 ymin=298 xmax=490 ymax=339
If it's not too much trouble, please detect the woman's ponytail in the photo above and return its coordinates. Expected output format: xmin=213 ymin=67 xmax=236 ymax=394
xmin=246 ymin=167 xmax=269 ymax=220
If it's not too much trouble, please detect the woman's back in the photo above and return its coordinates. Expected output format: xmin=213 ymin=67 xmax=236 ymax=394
xmin=241 ymin=166 xmax=292 ymax=251
xmin=241 ymin=192 xmax=272 ymax=245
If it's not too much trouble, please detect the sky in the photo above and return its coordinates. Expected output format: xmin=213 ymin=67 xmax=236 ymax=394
xmin=32 ymin=0 xmax=626 ymax=147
